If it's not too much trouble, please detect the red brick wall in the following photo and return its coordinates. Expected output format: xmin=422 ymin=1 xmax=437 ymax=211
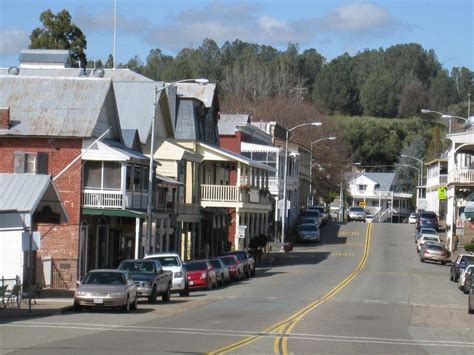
xmin=0 ymin=137 xmax=83 ymax=287
xmin=219 ymin=134 xmax=241 ymax=154
xmin=0 ymin=108 xmax=9 ymax=129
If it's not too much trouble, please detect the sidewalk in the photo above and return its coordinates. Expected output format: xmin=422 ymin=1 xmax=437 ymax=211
xmin=0 ymin=289 xmax=74 ymax=319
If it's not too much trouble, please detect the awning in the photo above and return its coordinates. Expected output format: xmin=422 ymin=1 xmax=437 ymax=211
xmin=156 ymin=174 xmax=183 ymax=186
xmin=82 ymin=208 xmax=146 ymax=218
xmin=241 ymin=142 xmax=280 ymax=153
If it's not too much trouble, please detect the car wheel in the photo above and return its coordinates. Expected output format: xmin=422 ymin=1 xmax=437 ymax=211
xmin=251 ymin=268 xmax=256 ymax=277
xmin=219 ymin=274 xmax=224 ymax=286
xmin=469 ymin=306 xmax=474 ymax=314
xmin=455 ymin=275 xmax=459 ymax=282
xmin=420 ymin=258 xmax=424 ymax=263
xmin=131 ymin=295 xmax=138 ymax=310
xmin=441 ymin=261 xmax=446 ymax=265
xmin=73 ymin=300 xmax=81 ymax=312
xmin=180 ymin=284 xmax=190 ymax=297
xmin=162 ymin=284 xmax=171 ymax=302
xmin=148 ymin=285 xmax=157 ymax=303
xmin=450 ymin=273 xmax=454 ymax=281
xmin=122 ymin=295 xmax=130 ymax=313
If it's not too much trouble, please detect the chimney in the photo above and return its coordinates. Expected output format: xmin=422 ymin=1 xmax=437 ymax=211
xmin=0 ymin=107 xmax=10 ymax=129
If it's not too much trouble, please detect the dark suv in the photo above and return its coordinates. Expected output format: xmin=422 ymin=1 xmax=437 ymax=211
xmin=450 ymin=254 xmax=474 ymax=282
xmin=416 ymin=211 xmax=439 ymax=231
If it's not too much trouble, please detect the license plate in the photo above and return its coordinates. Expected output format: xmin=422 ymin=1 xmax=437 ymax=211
xmin=94 ymin=298 xmax=103 ymax=304
xmin=189 ymin=281 xmax=194 ymax=285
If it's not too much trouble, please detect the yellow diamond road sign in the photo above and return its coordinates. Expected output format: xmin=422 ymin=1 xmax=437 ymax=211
xmin=438 ymin=186 xmax=447 ymax=200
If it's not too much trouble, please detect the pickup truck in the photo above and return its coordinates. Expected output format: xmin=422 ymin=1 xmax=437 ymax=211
xmin=144 ymin=253 xmax=189 ymax=296
xmin=118 ymin=259 xmax=173 ymax=303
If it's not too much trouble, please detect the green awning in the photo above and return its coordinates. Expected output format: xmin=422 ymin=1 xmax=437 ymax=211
xmin=82 ymin=208 xmax=146 ymax=218
xmin=465 ymin=212 xmax=474 ymax=219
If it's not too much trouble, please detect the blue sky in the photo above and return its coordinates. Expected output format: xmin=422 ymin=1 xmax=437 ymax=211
xmin=0 ymin=0 xmax=472 ymax=70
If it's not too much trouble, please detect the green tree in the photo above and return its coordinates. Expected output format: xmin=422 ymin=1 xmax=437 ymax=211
xmin=104 ymin=54 xmax=114 ymax=68
xmin=429 ymin=70 xmax=458 ymax=110
xmin=29 ymin=9 xmax=87 ymax=67
xmin=398 ymin=80 xmax=430 ymax=117
xmin=425 ymin=127 xmax=445 ymax=161
xmin=360 ymin=72 xmax=398 ymax=117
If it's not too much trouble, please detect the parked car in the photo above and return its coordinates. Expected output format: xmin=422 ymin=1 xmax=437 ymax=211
xmin=416 ymin=211 xmax=439 ymax=231
xmin=415 ymin=227 xmax=438 ymax=243
xmin=308 ymin=206 xmax=328 ymax=225
xmin=144 ymin=253 xmax=189 ymax=296
xmin=296 ymin=223 xmax=321 ymax=243
xmin=460 ymin=265 xmax=474 ymax=294
xmin=298 ymin=216 xmax=319 ymax=226
xmin=419 ymin=242 xmax=449 ymax=264
xmin=117 ymin=259 xmax=172 ymax=303
xmin=463 ymin=270 xmax=474 ymax=295
xmin=408 ymin=212 xmax=418 ymax=224
xmin=348 ymin=206 xmax=366 ymax=222
xmin=299 ymin=210 xmax=321 ymax=227
xmin=185 ymin=260 xmax=217 ymax=290
xmin=450 ymin=254 xmax=474 ymax=282
xmin=74 ymin=269 xmax=138 ymax=312
xmin=223 ymin=250 xmax=256 ymax=277
xmin=209 ymin=258 xmax=230 ymax=286
xmin=218 ymin=255 xmax=244 ymax=281
xmin=416 ymin=235 xmax=441 ymax=252
xmin=469 ymin=286 xmax=474 ymax=314
xmin=365 ymin=214 xmax=374 ymax=223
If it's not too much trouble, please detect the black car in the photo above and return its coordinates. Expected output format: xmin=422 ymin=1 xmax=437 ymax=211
xmin=416 ymin=211 xmax=439 ymax=231
xmin=450 ymin=254 xmax=474 ymax=282
xmin=223 ymin=251 xmax=255 ymax=277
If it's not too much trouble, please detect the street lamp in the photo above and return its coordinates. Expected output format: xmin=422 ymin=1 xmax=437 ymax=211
xmin=421 ymin=109 xmax=471 ymax=134
xmin=309 ymin=137 xmax=337 ymax=205
xmin=146 ymin=78 xmax=209 ymax=256
xmin=281 ymin=122 xmax=322 ymax=244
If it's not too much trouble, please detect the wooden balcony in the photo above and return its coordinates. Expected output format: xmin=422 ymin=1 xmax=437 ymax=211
xmin=83 ymin=189 xmax=170 ymax=211
xmin=448 ymin=169 xmax=474 ymax=185
xmin=200 ymin=184 xmax=272 ymax=210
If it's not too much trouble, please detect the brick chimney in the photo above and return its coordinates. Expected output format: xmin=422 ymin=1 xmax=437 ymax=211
xmin=0 ymin=107 xmax=10 ymax=129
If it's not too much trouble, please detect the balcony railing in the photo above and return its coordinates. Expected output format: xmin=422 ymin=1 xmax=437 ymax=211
xmin=200 ymin=184 xmax=271 ymax=205
xmin=448 ymin=169 xmax=474 ymax=184
xmin=83 ymin=190 xmax=123 ymax=208
xmin=426 ymin=174 xmax=448 ymax=187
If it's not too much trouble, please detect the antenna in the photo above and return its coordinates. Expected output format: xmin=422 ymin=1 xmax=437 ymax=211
xmin=113 ymin=0 xmax=116 ymax=69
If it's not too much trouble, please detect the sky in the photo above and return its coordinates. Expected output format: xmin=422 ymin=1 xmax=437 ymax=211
xmin=0 ymin=0 xmax=472 ymax=70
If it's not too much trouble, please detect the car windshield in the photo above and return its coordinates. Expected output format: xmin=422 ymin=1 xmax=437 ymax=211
xmin=301 ymin=211 xmax=320 ymax=218
xmin=300 ymin=225 xmax=318 ymax=231
xmin=350 ymin=207 xmax=364 ymax=212
xmin=118 ymin=261 xmax=155 ymax=273
xmin=82 ymin=272 xmax=126 ymax=285
xmin=425 ymin=244 xmax=444 ymax=251
xmin=421 ymin=229 xmax=437 ymax=235
xmin=410 ymin=213 xmax=418 ymax=217
xmin=185 ymin=261 xmax=208 ymax=271
xmin=209 ymin=260 xmax=222 ymax=268
xmin=421 ymin=212 xmax=437 ymax=219
xmin=219 ymin=257 xmax=236 ymax=266
xmin=423 ymin=237 xmax=439 ymax=242
xmin=460 ymin=256 xmax=474 ymax=264
xmin=225 ymin=252 xmax=246 ymax=261
xmin=154 ymin=256 xmax=179 ymax=267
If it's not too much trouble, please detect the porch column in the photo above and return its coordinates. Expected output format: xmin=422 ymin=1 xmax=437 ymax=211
xmin=180 ymin=222 xmax=186 ymax=261
xmin=134 ymin=217 xmax=140 ymax=259
xmin=159 ymin=217 xmax=164 ymax=253
xmin=191 ymin=223 xmax=196 ymax=260
xmin=237 ymin=162 xmax=241 ymax=186
xmin=234 ymin=211 xmax=240 ymax=251
xmin=197 ymin=222 xmax=202 ymax=258
xmin=165 ymin=219 xmax=170 ymax=252
xmin=246 ymin=167 xmax=251 ymax=185
xmin=264 ymin=213 xmax=268 ymax=235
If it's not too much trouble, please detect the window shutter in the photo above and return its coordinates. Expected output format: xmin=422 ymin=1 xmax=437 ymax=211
xmin=36 ymin=152 xmax=49 ymax=174
xmin=14 ymin=152 xmax=25 ymax=173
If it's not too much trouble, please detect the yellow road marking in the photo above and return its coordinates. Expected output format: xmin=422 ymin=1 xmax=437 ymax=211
xmin=208 ymin=224 xmax=372 ymax=355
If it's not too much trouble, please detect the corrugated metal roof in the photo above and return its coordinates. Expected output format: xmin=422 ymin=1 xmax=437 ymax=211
xmin=0 ymin=75 xmax=113 ymax=137
xmin=218 ymin=114 xmax=250 ymax=135
xmin=103 ymin=69 xmax=154 ymax=82
xmin=176 ymin=82 xmax=216 ymax=108
xmin=0 ymin=173 xmax=66 ymax=219
xmin=19 ymin=49 xmax=70 ymax=65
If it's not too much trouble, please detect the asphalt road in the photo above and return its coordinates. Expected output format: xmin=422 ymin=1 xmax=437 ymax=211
xmin=1 ymin=222 xmax=472 ymax=354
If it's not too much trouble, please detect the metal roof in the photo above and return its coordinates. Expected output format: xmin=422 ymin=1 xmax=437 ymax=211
xmin=0 ymin=173 xmax=68 ymax=222
xmin=19 ymin=49 xmax=71 ymax=66
xmin=176 ymin=82 xmax=216 ymax=108
xmin=218 ymin=114 xmax=250 ymax=135
xmin=0 ymin=75 xmax=117 ymax=138
xmin=363 ymin=172 xmax=396 ymax=191
xmin=103 ymin=69 xmax=153 ymax=82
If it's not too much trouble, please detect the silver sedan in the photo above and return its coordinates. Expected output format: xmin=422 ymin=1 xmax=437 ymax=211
xmin=74 ymin=269 xmax=138 ymax=312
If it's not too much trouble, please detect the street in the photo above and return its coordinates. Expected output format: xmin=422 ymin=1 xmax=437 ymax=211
xmin=1 ymin=222 xmax=473 ymax=354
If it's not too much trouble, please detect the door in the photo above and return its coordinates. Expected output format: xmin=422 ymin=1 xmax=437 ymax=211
xmin=79 ymin=223 xmax=89 ymax=279
xmin=96 ymin=225 xmax=109 ymax=268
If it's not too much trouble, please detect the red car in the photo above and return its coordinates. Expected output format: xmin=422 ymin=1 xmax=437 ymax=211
xmin=184 ymin=260 xmax=217 ymax=290
xmin=219 ymin=255 xmax=244 ymax=281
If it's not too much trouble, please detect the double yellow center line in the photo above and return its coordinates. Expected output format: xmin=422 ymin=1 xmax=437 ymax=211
xmin=209 ymin=223 xmax=373 ymax=355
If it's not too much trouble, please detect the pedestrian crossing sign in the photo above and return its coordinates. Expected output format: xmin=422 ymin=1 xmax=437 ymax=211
xmin=438 ymin=186 xmax=447 ymax=200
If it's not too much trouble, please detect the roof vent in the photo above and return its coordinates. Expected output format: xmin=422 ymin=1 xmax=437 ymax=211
xmin=93 ymin=68 xmax=105 ymax=78
xmin=8 ymin=66 xmax=19 ymax=75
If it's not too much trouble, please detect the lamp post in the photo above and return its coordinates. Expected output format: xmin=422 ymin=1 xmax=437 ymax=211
xmin=145 ymin=78 xmax=209 ymax=256
xmin=421 ymin=109 xmax=471 ymax=134
xmin=309 ymin=137 xmax=336 ymax=205
xmin=281 ymin=122 xmax=322 ymax=244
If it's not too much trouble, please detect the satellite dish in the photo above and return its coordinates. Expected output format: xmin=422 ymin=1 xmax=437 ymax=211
xmin=93 ymin=68 xmax=105 ymax=78
xmin=8 ymin=66 xmax=19 ymax=75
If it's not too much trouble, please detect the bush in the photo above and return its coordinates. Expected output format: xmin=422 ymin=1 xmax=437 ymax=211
xmin=464 ymin=243 xmax=474 ymax=252
xmin=249 ymin=234 xmax=269 ymax=249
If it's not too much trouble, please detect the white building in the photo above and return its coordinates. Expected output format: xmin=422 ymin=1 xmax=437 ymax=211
xmin=424 ymin=158 xmax=448 ymax=219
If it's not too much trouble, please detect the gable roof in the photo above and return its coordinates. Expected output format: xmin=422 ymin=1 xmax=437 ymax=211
xmin=0 ymin=173 xmax=68 ymax=223
xmin=355 ymin=172 xmax=396 ymax=191
xmin=0 ymin=75 xmax=122 ymax=139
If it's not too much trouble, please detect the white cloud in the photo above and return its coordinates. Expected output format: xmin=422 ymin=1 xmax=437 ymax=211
xmin=0 ymin=30 xmax=29 ymax=55
xmin=320 ymin=2 xmax=395 ymax=32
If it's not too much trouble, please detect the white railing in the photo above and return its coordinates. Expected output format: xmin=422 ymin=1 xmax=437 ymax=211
xmin=83 ymin=190 xmax=123 ymax=208
xmin=201 ymin=185 xmax=239 ymax=202
xmin=426 ymin=174 xmax=448 ymax=187
xmin=448 ymin=169 xmax=474 ymax=184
